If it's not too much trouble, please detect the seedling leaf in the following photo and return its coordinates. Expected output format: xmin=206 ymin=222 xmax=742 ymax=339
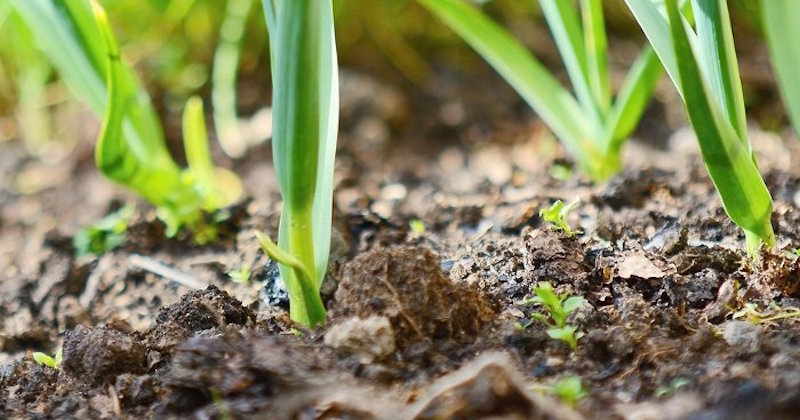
xmin=540 ymin=200 xmax=581 ymax=237
xmin=32 ymin=347 xmax=62 ymax=369
xmin=73 ymin=204 xmax=134 ymax=258
xmin=543 ymin=376 xmax=589 ymax=406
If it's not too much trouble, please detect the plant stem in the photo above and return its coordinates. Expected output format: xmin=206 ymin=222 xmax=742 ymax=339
xmin=288 ymin=205 xmax=326 ymax=325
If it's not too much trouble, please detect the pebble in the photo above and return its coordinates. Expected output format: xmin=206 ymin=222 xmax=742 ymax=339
xmin=324 ymin=316 xmax=396 ymax=363
xmin=617 ymin=254 xmax=665 ymax=279
xmin=722 ymin=321 xmax=762 ymax=354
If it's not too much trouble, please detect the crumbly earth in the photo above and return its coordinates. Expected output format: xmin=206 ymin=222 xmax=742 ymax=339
xmin=2 ymin=68 xmax=800 ymax=419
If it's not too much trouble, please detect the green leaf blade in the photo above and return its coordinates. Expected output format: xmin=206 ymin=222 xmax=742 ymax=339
xmin=663 ymin=0 xmax=774 ymax=248
xmin=581 ymin=0 xmax=612 ymax=116
xmin=417 ymin=0 xmax=600 ymax=173
xmin=539 ymin=0 xmax=597 ymax=124
xmin=263 ymin=0 xmax=337 ymax=326
xmin=691 ymin=0 xmax=747 ymax=141
xmin=761 ymin=0 xmax=800 ymax=139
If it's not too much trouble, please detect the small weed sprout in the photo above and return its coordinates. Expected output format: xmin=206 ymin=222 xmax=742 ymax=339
xmin=210 ymin=388 xmax=233 ymax=420
xmin=536 ymin=376 xmax=588 ymax=406
xmin=732 ymin=302 xmax=800 ymax=325
xmin=32 ymin=347 xmax=62 ymax=369
xmin=409 ymin=219 xmax=426 ymax=235
xmin=520 ymin=282 xmax=585 ymax=349
xmin=227 ymin=264 xmax=252 ymax=285
xmin=540 ymin=200 xmax=581 ymax=237
xmin=654 ymin=377 xmax=690 ymax=398
xmin=73 ymin=204 xmax=134 ymax=258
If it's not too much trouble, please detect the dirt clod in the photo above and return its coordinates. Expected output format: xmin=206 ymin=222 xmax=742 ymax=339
xmin=62 ymin=325 xmax=146 ymax=385
xmin=146 ymin=285 xmax=252 ymax=353
xmin=524 ymin=229 xmax=590 ymax=286
xmin=333 ymin=246 xmax=495 ymax=353
xmin=410 ymin=352 xmax=582 ymax=420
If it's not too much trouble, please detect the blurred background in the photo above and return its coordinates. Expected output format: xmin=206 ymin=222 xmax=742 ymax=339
xmin=0 ymin=0 xmax=780 ymax=165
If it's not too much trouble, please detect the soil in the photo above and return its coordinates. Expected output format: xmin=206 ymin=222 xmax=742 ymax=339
xmin=3 ymin=67 xmax=800 ymax=419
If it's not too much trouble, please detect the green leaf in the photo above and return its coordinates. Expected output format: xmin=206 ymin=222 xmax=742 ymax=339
xmin=547 ymin=325 xmax=580 ymax=349
xmin=761 ymin=0 xmax=800 ymax=139
xmin=602 ymin=46 xmax=663 ymax=152
xmin=13 ymin=0 xmax=241 ymax=240
xmin=539 ymin=200 xmax=581 ymax=237
xmin=626 ymin=0 xmax=775 ymax=252
xmin=691 ymin=0 xmax=747 ymax=140
xmin=261 ymin=0 xmax=338 ymax=327
xmin=540 ymin=0 xmax=598 ymax=125
xmin=624 ymin=0 xmax=682 ymax=88
xmin=562 ymin=296 xmax=585 ymax=314
xmin=54 ymin=347 xmax=63 ymax=367
xmin=32 ymin=350 xmax=61 ymax=369
xmin=545 ymin=376 xmax=589 ymax=406
xmin=182 ymin=96 xmax=242 ymax=215
xmin=213 ymin=0 xmax=254 ymax=158
xmin=416 ymin=0 xmax=600 ymax=174
xmin=665 ymin=0 xmax=774 ymax=251
xmin=73 ymin=204 xmax=134 ymax=258
xmin=581 ymin=0 xmax=611 ymax=116
xmin=256 ymin=232 xmax=325 ymax=326
xmin=11 ymin=0 xmax=173 ymax=170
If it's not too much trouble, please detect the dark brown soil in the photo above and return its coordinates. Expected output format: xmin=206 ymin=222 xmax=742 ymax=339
xmin=3 ymin=70 xmax=800 ymax=419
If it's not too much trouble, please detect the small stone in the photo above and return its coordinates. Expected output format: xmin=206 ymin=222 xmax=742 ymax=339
xmin=722 ymin=321 xmax=762 ymax=354
xmin=324 ymin=316 xmax=396 ymax=363
xmin=409 ymin=352 xmax=582 ymax=419
xmin=617 ymin=254 xmax=665 ymax=280
xmin=644 ymin=223 xmax=687 ymax=255
xmin=380 ymin=183 xmax=407 ymax=201
xmin=469 ymin=146 xmax=512 ymax=186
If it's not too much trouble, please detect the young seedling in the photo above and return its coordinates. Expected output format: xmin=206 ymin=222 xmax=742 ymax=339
xmin=520 ymin=282 xmax=585 ymax=349
xmin=417 ymin=0 xmax=664 ymax=180
xmin=732 ymin=302 xmax=800 ymax=325
xmin=258 ymin=0 xmax=339 ymax=327
xmin=409 ymin=219 xmax=426 ymax=235
xmin=654 ymin=377 xmax=690 ymax=398
xmin=540 ymin=200 xmax=581 ymax=237
xmin=11 ymin=0 xmax=242 ymax=242
xmin=73 ymin=204 xmax=134 ymax=258
xmin=625 ymin=0 xmax=776 ymax=256
xmin=536 ymin=376 xmax=589 ymax=406
xmin=226 ymin=264 xmax=252 ymax=285
xmin=32 ymin=347 xmax=62 ymax=369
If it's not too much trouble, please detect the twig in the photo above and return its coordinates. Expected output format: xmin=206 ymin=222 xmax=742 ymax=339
xmin=128 ymin=254 xmax=208 ymax=290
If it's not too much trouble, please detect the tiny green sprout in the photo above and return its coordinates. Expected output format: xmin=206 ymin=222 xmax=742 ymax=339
xmin=654 ymin=377 xmax=690 ymax=398
xmin=73 ymin=204 xmax=134 ymax=258
xmin=409 ymin=219 xmax=426 ymax=235
xmin=210 ymin=388 xmax=232 ymax=420
xmin=548 ymin=164 xmax=573 ymax=182
xmin=227 ymin=264 xmax=252 ymax=285
xmin=539 ymin=376 xmax=588 ymax=406
xmin=521 ymin=282 xmax=585 ymax=349
xmin=732 ymin=302 xmax=800 ymax=325
xmin=32 ymin=347 xmax=62 ymax=369
xmin=540 ymin=200 xmax=581 ymax=237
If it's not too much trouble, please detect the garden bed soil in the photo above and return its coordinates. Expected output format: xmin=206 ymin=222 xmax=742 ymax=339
xmin=2 ymin=70 xmax=800 ymax=419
